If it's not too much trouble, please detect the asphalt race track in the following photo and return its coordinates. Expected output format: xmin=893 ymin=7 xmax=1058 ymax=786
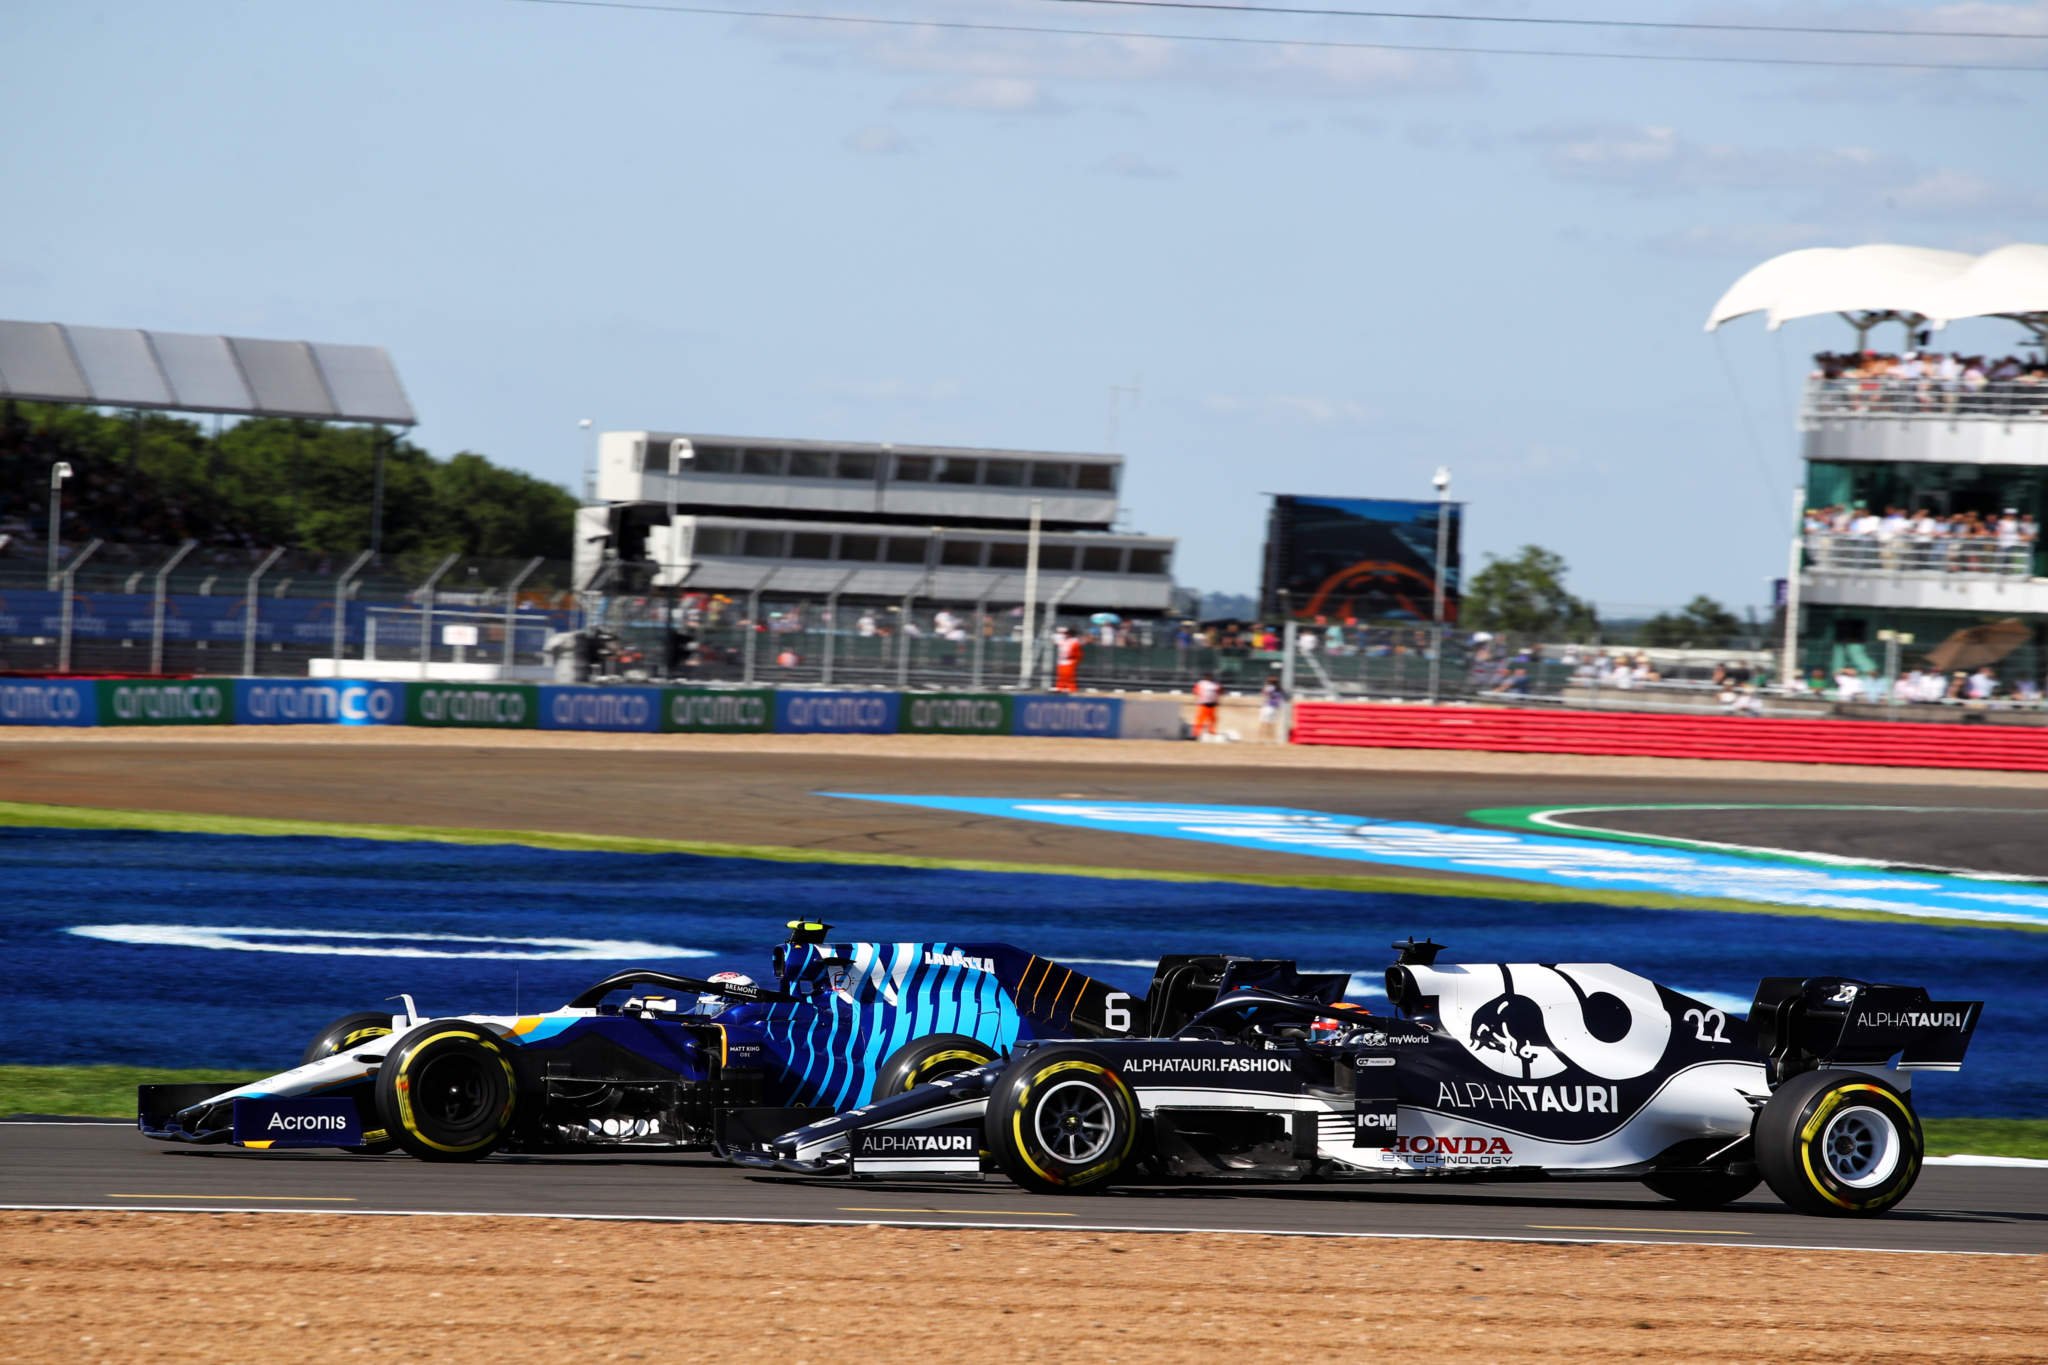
xmin=4 ymin=1123 xmax=2042 ymax=1255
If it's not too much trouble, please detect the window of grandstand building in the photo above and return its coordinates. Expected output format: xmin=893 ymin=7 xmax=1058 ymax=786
xmin=941 ymin=539 xmax=984 ymax=567
xmin=1036 ymin=544 xmax=1076 ymax=571
xmin=1075 ymin=464 xmax=1117 ymax=492
xmin=741 ymin=529 xmax=787 ymax=557
xmin=790 ymin=532 xmax=834 ymax=559
xmin=885 ymin=536 xmax=929 ymax=563
xmin=1082 ymin=545 xmax=1125 ymax=573
xmin=987 ymin=541 xmax=1029 ymax=569
xmin=1127 ymin=548 xmax=1170 ymax=575
xmin=1030 ymin=462 xmax=1076 ymax=489
xmin=982 ymin=459 xmax=1026 ymax=487
xmin=837 ymin=533 xmax=881 ymax=561
xmin=836 ymin=451 xmax=877 ymax=480
xmin=694 ymin=527 xmax=740 ymax=555
xmin=741 ymin=448 xmax=785 ymax=477
xmin=936 ymin=457 xmax=979 ymax=485
xmin=788 ymin=450 xmax=832 ymax=479
xmin=893 ymin=454 xmax=934 ymax=481
xmin=690 ymin=445 xmax=738 ymax=474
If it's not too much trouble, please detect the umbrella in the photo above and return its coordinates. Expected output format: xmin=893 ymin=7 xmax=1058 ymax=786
xmin=1924 ymin=618 xmax=2032 ymax=673
xmin=1090 ymin=612 xmax=1122 ymax=625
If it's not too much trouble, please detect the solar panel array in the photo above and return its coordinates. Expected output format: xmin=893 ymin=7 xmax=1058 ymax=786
xmin=0 ymin=320 xmax=416 ymax=425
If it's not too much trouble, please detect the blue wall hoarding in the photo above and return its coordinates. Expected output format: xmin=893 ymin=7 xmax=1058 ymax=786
xmin=1013 ymin=695 xmax=1122 ymax=738
xmin=0 ymin=589 xmax=570 ymax=650
xmin=234 ymin=678 xmax=405 ymax=726
xmin=774 ymin=689 xmax=901 ymax=734
xmin=0 ymin=679 xmax=98 ymax=727
xmin=538 ymin=685 xmax=663 ymax=733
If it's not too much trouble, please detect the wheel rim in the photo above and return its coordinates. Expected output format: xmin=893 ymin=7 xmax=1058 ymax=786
xmin=1033 ymin=1079 xmax=1117 ymax=1165
xmin=414 ymin=1051 xmax=494 ymax=1130
xmin=1821 ymin=1105 xmax=1901 ymax=1188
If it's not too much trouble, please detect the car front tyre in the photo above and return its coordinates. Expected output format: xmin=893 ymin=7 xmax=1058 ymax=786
xmin=301 ymin=1010 xmax=400 ymax=1155
xmin=875 ymin=1033 xmax=999 ymax=1098
xmin=374 ymin=1022 xmax=518 ymax=1163
xmin=985 ymin=1048 xmax=1137 ymax=1195
xmin=1756 ymin=1070 xmax=1922 ymax=1217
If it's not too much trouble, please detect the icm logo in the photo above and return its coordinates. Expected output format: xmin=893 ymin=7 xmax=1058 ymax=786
xmin=1019 ymin=700 xmax=1112 ymax=733
xmin=669 ymin=693 xmax=767 ymax=730
xmin=112 ymin=684 xmax=223 ymax=722
xmin=1356 ymin=1111 xmax=1396 ymax=1130
xmin=0 ymin=684 xmax=82 ymax=722
xmin=422 ymin=688 xmax=526 ymax=724
xmin=789 ymin=695 xmax=887 ymax=728
xmin=552 ymin=691 xmax=650 ymax=728
xmin=909 ymin=698 xmax=1002 ymax=730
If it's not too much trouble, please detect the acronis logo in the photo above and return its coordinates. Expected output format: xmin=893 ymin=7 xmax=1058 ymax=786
xmin=923 ymin=949 xmax=994 ymax=973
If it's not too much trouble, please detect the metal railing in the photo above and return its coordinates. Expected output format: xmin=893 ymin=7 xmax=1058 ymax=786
xmin=1802 ymin=376 xmax=2048 ymax=424
xmin=1803 ymin=531 xmax=2036 ymax=578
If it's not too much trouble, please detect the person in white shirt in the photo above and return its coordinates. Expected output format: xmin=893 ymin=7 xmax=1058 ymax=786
xmin=1966 ymin=666 xmax=1999 ymax=701
xmin=1610 ymin=658 xmax=1634 ymax=690
xmin=1834 ymin=667 xmax=1864 ymax=702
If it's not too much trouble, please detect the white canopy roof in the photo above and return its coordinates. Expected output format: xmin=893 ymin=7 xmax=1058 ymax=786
xmin=1705 ymin=243 xmax=2048 ymax=332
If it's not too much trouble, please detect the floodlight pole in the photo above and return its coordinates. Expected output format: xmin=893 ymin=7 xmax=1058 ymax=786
xmin=150 ymin=539 xmax=199 ymax=675
xmin=502 ymin=556 xmax=545 ymax=667
xmin=331 ymin=549 xmax=376 ymax=672
xmin=1018 ymin=498 xmax=1042 ymax=688
xmin=56 ymin=538 xmax=102 ymax=674
xmin=369 ymin=429 xmax=389 ymax=557
xmin=970 ymin=580 xmax=998 ymax=689
xmin=1428 ymin=467 xmax=1451 ymax=706
xmin=1782 ymin=486 xmax=1805 ymax=693
xmin=242 ymin=547 xmax=286 ymax=677
xmin=46 ymin=462 xmax=73 ymax=590
xmin=820 ymin=569 xmax=856 ymax=686
xmin=416 ymin=552 xmax=460 ymax=679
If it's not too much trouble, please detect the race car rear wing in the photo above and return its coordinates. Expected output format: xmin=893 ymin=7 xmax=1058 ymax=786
xmin=1750 ymin=977 xmax=1982 ymax=1073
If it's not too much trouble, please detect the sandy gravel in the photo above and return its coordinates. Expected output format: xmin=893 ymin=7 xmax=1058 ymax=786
xmin=1 ymin=723 xmax=2040 ymax=788
xmin=2 ymin=1212 xmax=2041 ymax=1364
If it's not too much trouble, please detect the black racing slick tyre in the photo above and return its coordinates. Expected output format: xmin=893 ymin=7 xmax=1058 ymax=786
xmin=300 ymin=1011 xmax=399 ymax=1154
xmin=875 ymin=1034 xmax=999 ymax=1098
xmin=374 ymin=1021 xmax=518 ymax=1163
xmin=1640 ymin=1166 xmax=1761 ymax=1209
xmin=985 ymin=1048 xmax=1138 ymax=1196
xmin=1756 ymin=1070 xmax=1923 ymax=1217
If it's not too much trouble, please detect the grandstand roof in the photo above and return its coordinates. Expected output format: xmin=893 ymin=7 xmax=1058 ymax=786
xmin=1704 ymin=243 xmax=2048 ymax=332
xmin=0 ymin=320 xmax=416 ymax=425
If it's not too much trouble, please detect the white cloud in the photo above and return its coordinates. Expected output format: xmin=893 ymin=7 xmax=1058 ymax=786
xmin=897 ymin=76 xmax=1068 ymax=114
xmin=1096 ymin=152 xmax=1175 ymax=179
xmin=1202 ymin=393 xmax=1374 ymax=424
xmin=842 ymin=125 xmax=912 ymax=155
xmin=1650 ymin=222 xmax=1834 ymax=258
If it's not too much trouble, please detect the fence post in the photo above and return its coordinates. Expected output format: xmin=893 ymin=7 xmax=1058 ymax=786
xmin=416 ymin=552 xmax=460 ymax=680
xmin=743 ymin=588 xmax=761 ymax=684
xmin=56 ymin=538 xmax=103 ymax=674
xmin=820 ymin=569 xmax=856 ymax=686
xmin=1427 ymin=623 xmax=1446 ymax=705
xmin=502 ymin=556 xmax=545 ymax=668
xmin=1282 ymin=617 xmax=1298 ymax=702
xmin=970 ymin=582 xmax=997 ymax=689
xmin=242 ymin=547 xmax=286 ymax=677
xmin=150 ymin=539 xmax=198 ymax=676
xmin=330 ymin=549 xmax=376 ymax=674
xmin=897 ymin=591 xmax=917 ymax=689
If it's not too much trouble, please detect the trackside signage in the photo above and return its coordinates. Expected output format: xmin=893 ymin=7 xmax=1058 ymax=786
xmin=0 ymin=679 xmax=97 ymax=726
xmin=96 ymin=678 xmax=233 ymax=726
xmin=539 ymin=685 xmax=661 ymax=733
xmin=661 ymin=687 xmax=773 ymax=734
xmin=1013 ymin=695 xmax=1121 ymax=738
xmin=405 ymin=683 xmax=537 ymax=729
xmin=235 ymin=679 xmax=404 ymax=726
xmin=231 ymin=1097 xmax=363 ymax=1148
xmin=899 ymin=692 xmax=1012 ymax=736
xmin=774 ymin=689 xmax=900 ymax=735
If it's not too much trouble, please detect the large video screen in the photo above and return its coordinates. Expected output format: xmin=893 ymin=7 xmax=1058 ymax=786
xmin=1260 ymin=495 xmax=1461 ymax=622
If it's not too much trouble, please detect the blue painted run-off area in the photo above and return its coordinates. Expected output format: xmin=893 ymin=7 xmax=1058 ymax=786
xmin=0 ymin=827 xmax=2040 ymax=1117
xmin=835 ymin=796 xmax=2048 ymax=929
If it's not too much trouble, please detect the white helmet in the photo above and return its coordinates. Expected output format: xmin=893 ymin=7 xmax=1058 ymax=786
xmin=695 ymin=970 xmax=756 ymax=1016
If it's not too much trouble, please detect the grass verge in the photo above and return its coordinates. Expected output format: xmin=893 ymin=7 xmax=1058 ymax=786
xmin=7 ymin=1067 xmax=2045 ymax=1159
xmin=0 ymin=800 xmax=2035 ymax=932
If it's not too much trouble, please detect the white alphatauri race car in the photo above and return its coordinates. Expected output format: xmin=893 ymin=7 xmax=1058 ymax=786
xmin=735 ymin=940 xmax=1981 ymax=1216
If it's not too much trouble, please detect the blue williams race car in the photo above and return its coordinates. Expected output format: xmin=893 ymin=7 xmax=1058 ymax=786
xmin=138 ymin=921 xmax=1150 ymax=1161
xmin=741 ymin=939 xmax=1982 ymax=1217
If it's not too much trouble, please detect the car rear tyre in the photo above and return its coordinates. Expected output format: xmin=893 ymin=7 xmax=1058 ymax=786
xmin=875 ymin=1033 xmax=999 ymax=1097
xmin=985 ymin=1048 xmax=1137 ymax=1195
xmin=1756 ymin=1070 xmax=1921 ymax=1217
xmin=375 ymin=1021 xmax=518 ymax=1162
xmin=1640 ymin=1165 xmax=1761 ymax=1208
xmin=300 ymin=1011 xmax=399 ymax=1154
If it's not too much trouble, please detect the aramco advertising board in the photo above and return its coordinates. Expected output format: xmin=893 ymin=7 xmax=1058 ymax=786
xmin=1261 ymin=495 xmax=1461 ymax=622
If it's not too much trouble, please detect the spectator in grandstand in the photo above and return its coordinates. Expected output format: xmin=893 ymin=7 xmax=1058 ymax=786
xmin=1966 ymin=665 xmax=2000 ymax=701
xmin=1834 ymin=666 xmax=1866 ymax=702
xmin=1257 ymin=673 xmax=1288 ymax=743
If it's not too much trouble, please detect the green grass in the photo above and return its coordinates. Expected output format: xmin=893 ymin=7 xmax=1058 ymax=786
xmin=0 ymin=1065 xmax=264 ymax=1118
xmin=0 ymin=799 xmax=2030 ymax=931
xmin=7 ymin=1066 xmax=2045 ymax=1158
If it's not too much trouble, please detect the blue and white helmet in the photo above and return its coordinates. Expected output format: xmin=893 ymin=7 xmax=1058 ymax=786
xmin=695 ymin=970 xmax=755 ymax=1016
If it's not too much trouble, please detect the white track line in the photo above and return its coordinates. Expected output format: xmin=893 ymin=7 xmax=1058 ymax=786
xmin=0 ymin=1203 xmax=2030 ymax=1256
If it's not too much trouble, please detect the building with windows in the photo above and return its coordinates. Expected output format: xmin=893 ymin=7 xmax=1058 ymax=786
xmin=578 ymin=431 xmax=1177 ymax=613
xmin=1708 ymin=244 xmax=2048 ymax=687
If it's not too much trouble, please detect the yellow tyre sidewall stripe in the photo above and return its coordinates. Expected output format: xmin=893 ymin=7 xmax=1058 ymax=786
xmin=1796 ymin=1082 xmax=1917 ymax=1212
xmin=338 ymin=1027 xmax=391 ymax=1051
xmin=908 ymin=1048 xmax=993 ymax=1091
xmin=393 ymin=1029 xmax=517 ymax=1154
xmin=1008 ymin=1059 xmax=1136 ymax=1188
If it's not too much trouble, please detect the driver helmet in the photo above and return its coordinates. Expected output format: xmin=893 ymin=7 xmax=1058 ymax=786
xmin=694 ymin=970 xmax=755 ymax=1017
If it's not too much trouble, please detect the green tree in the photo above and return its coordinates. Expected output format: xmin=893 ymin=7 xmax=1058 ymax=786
xmin=1638 ymin=595 xmax=1745 ymax=648
xmin=1461 ymin=545 xmax=1600 ymax=640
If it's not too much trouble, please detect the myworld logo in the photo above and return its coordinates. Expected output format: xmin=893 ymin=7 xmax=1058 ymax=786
xmin=112 ymin=683 xmax=223 ymax=722
xmin=420 ymin=687 xmax=527 ymax=724
xmin=0 ymin=683 xmax=83 ymax=722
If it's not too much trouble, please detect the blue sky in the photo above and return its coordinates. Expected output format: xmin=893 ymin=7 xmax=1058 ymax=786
xmin=4 ymin=0 xmax=2044 ymax=613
